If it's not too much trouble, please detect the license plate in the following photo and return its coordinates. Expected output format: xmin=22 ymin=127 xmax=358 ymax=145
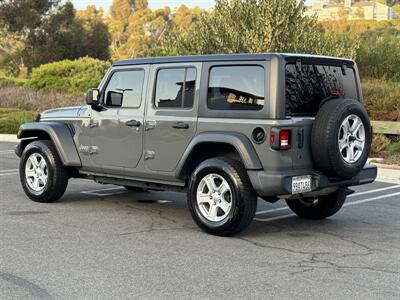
xmin=292 ymin=176 xmax=312 ymax=194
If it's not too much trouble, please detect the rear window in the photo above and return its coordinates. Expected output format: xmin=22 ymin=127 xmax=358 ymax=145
xmin=285 ymin=63 xmax=359 ymax=116
xmin=207 ymin=66 xmax=265 ymax=111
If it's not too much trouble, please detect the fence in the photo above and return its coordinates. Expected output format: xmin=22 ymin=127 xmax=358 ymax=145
xmin=371 ymin=121 xmax=400 ymax=135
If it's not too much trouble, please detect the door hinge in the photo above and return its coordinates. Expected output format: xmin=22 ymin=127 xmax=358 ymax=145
xmin=144 ymin=150 xmax=155 ymax=160
xmin=145 ymin=121 xmax=156 ymax=131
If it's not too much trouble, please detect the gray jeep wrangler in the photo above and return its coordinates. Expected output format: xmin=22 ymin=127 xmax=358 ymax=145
xmin=16 ymin=53 xmax=377 ymax=236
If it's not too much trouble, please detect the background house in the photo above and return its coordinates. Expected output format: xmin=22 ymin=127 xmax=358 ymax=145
xmin=305 ymin=0 xmax=395 ymax=20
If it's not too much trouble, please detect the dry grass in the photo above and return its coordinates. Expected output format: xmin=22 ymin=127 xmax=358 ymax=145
xmin=0 ymin=84 xmax=83 ymax=112
xmin=362 ymin=78 xmax=400 ymax=122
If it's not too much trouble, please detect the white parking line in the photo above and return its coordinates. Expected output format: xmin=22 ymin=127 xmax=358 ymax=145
xmin=255 ymin=184 xmax=400 ymax=215
xmin=0 ymin=172 xmax=18 ymax=177
xmin=0 ymin=169 xmax=18 ymax=173
xmin=0 ymin=150 xmax=14 ymax=154
xmin=254 ymin=191 xmax=400 ymax=222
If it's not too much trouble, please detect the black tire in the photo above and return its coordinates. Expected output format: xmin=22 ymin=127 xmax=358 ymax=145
xmin=124 ymin=186 xmax=147 ymax=193
xmin=187 ymin=158 xmax=257 ymax=236
xmin=20 ymin=140 xmax=69 ymax=203
xmin=286 ymin=189 xmax=347 ymax=220
xmin=311 ymin=99 xmax=371 ymax=179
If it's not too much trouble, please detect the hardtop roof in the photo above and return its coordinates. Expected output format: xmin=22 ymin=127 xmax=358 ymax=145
xmin=112 ymin=53 xmax=353 ymax=67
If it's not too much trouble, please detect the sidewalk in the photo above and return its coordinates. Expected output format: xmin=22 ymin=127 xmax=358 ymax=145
xmin=0 ymin=134 xmax=17 ymax=142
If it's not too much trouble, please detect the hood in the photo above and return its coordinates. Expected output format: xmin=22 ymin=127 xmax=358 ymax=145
xmin=40 ymin=106 xmax=85 ymax=120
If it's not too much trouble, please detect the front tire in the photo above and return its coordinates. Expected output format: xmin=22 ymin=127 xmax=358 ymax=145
xmin=20 ymin=140 xmax=69 ymax=203
xmin=286 ymin=189 xmax=347 ymax=220
xmin=187 ymin=158 xmax=257 ymax=236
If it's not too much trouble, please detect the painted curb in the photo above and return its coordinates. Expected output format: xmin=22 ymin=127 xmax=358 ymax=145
xmin=0 ymin=134 xmax=17 ymax=142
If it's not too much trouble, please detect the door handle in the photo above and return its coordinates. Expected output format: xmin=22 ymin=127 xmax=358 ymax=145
xmin=125 ymin=120 xmax=141 ymax=127
xmin=172 ymin=122 xmax=189 ymax=129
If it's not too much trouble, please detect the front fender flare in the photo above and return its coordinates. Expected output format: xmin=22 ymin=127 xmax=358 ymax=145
xmin=16 ymin=122 xmax=81 ymax=167
xmin=176 ymin=132 xmax=262 ymax=178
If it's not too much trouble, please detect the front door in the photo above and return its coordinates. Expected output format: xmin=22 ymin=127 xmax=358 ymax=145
xmin=144 ymin=63 xmax=201 ymax=172
xmin=90 ymin=66 xmax=148 ymax=175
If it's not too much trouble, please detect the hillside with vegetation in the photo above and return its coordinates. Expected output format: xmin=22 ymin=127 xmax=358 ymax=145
xmin=0 ymin=0 xmax=399 ymax=160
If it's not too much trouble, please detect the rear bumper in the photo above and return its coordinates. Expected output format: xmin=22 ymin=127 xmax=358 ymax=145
xmin=248 ymin=164 xmax=377 ymax=197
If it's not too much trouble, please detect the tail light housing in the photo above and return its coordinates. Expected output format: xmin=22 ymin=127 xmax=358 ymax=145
xmin=270 ymin=128 xmax=292 ymax=150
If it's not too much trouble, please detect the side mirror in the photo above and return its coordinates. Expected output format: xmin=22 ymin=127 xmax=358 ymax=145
xmin=85 ymin=88 xmax=100 ymax=106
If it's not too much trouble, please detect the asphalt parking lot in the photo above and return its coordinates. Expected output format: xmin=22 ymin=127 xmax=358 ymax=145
xmin=1 ymin=141 xmax=399 ymax=299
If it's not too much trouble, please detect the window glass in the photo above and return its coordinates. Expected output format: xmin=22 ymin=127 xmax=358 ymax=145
xmin=104 ymin=70 xmax=144 ymax=108
xmin=155 ymin=67 xmax=196 ymax=109
xmin=207 ymin=66 xmax=265 ymax=110
xmin=285 ymin=64 xmax=358 ymax=116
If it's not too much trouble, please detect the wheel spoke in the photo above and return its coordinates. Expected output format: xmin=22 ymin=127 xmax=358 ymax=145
xmin=218 ymin=199 xmax=231 ymax=213
xmin=208 ymin=204 xmax=218 ymax=218
xmin=354 ymin=140 xmax=364 ymax=149
xmin=351 ymin=117 xmax=362 ymax=134
xmin=205 ymin=176 xmax=218 ymax=192
xmin=198 ymin=194 xmax=211 ymax=205
xmin=218 ymin=181 xmax=230 ymax=196
xmin=339 ymin=138 xmax=348 ymax=151
xmin=25 ymin=169 xmax=35 ymax=177
xmin=347 ymin=145 xmax=355 ymax=162
xmin=39 ymin=158 xmax=46 ymax=171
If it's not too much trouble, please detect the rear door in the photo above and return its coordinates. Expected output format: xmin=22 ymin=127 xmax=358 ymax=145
xmin=144 ymin=62 xmax=201 ymax=172
xmin=284 ymin=58 xmax=360 ymax=169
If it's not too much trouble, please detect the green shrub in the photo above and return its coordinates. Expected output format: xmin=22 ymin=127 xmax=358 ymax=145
xmin=362 ymin=78 xmax=400 ymax=122
xmin=388 ymin=141 xmax=400 ymax=155
xmin=357 ymin=29 xmax=400 ymax=82
xmin=28 ymin=57 xmax=111 ymax=94
xmin=0 ymin=108 xmax=37 ymax=134
xmin=0 ymin=76 xmax=28 ymax=87
xmin=371 ymin=134 xmax=391 ymax=155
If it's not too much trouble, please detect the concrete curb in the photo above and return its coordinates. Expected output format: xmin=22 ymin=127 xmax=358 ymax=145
xmin=377 ymin=167 xmax=400 ymax=184
xmin=0 ymin=134 xmax=18 ymax=142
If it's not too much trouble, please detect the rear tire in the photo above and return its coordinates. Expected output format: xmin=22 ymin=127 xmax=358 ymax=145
xmin=286 ymin=189 xmax=347 ymax=220
xmin=187 ymin=158 xmax=257 ymax=236
xmin=20 ymin=140 xmax=69 ymax=203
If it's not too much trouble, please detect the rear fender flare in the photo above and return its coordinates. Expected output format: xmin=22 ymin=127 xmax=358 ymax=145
xmin=176 ymin=132 xmax=262 ymax=178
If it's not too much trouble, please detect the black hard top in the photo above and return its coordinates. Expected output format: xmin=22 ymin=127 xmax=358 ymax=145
xmin=113 ymin=53 xmax=353 ymax=67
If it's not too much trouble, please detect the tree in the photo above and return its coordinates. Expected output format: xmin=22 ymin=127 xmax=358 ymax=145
xmin=76 ymin=5 xmax=111 ymax=60
xmin=0 ymin=1 xmax=110 ymax=71
xmin=165 ymin=0 xmax=358 ymax=58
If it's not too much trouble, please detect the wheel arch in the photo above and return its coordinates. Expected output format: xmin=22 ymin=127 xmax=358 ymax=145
xmin=175 ymin=132 xmax=262 ymax=179
xmin=16 ymin=122 xmax=81 ymax=167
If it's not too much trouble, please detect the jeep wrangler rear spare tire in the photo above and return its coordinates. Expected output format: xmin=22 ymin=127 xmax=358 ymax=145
xmin=187 ymin=158 xmax=257 ymax=236
xmin=311 ymin=99 xmax=371 ymax=179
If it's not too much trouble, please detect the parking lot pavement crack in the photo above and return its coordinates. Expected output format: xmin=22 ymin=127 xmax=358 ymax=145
xmin=0 ymin=271 xmax=53 ymax=299
xmin=237 ymin=237 xmax=329 ymax=257
xmin=294 ymin=259 xmax=400 ymax=276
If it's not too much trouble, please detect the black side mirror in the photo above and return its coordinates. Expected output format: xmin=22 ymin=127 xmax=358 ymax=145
xmin=85 ymin=88 xmax=100 ymax=106
xmin=106 ymin=91 xmax=123 ymax=107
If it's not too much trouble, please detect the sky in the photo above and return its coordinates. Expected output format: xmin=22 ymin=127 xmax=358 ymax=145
xmin=71 ymin=0 xmax=216 ymax=10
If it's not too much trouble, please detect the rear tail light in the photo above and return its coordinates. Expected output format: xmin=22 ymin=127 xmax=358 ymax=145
xmin=270 ymin=128 xmax=292 ymax=150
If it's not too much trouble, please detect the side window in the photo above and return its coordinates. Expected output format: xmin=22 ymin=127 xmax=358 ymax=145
xmin=154 ymin=67 xmax=196 ymax=109
xmin=207 ymin=66 xmax=265 ymax=111
xmin=104 ymin=70 xmax=145 ymax=108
